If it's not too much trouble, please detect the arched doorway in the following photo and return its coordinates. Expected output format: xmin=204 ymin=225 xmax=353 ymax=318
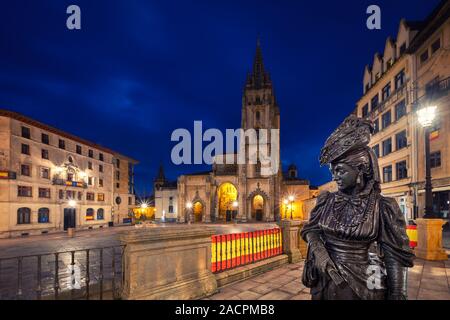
xmin=251 ymin=195 xmax=264 ymax=221
xmin=217 ymin=183 xmax=238 ymax=222
xmin=193 ymin=201 xmax=203 ymax=222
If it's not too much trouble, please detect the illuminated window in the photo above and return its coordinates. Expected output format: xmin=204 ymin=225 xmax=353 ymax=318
xmin=98 ymin=193 xmax=105 ymax=201
xmin=86 ymin=208 xmax=94 ymax=220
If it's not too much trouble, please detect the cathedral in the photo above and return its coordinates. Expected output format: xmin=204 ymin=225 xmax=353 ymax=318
xmin=154 ymin=42 xmax=315 ymax=223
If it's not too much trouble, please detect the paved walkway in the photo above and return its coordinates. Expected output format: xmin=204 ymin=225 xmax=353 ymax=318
xmin=206 ymin=257 xmax=450 ymax=300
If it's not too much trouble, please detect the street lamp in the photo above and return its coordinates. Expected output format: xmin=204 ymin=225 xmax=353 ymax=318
xmin=288 ymin=195 xmax=294 ymax=219
xmin=68 ymin=199 xmax=77 ymax=208
xmin=417 ymin=105 xmax=437 ymax=218
xmin=283 ymin=199 xmax=288 ymax=219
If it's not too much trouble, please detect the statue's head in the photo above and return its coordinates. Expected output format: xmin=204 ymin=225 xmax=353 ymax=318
xmin=320 ymin=115 xmax=380 ymax=194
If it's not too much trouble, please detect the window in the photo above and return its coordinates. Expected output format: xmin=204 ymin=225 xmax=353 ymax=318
xmin=395 ymin=69 xmax=405 ymax=90
xmin=128 ymin=197 xmax=132 ymax=205
xmin=425 ymin=77 xmax=440 ymax=96
xmin=98 ymin=193 xmax=105 ymax=201
xmin=396 ymin=161 xmax=408 ymax=180
xmin=17 ymin=207 xmax=31 ymax=224
xmin=382 ymin=83 xmax=391 ymax=100
xmin=97 ymin=208 xmax=104 ymax=220
xmin=86 ymin=208 xmax=94 ymax=221
xmin=41 ymin=133 xmax=49 ymax=145
xmin=395 ymin=100 xmax=406 ymax=121
xmin=362 ymin=104 xmax=369 ymax=117
xmin=430 ymin=151 xmax=441 ymax=168
xmin=255 ymin=111 xmax=260 ymax=121
xmin=420 ymin=50 xmax=429 ymax=64
xmin=21 ymin=164 xmax=31 ymax=177
xmin=375 ymin=72 xmax=381 ymax=80
xmin=116 ymin=159 xmax=120 ymax=168
xmin=21 ymin=144 xmax=30 ymax=155
xmin=68 ymin=156 xmax=73 ymax=163
xmin=371 ymin=94 xmax=379 ymax=110
xmin=88 ymin=162 xmax=93 ymax=170
xmin=88 ymin=149 xmax=93 ymax=158
xmin=38 ymin=188 xmax=50 ymax=198
xmin=365 ymin=83 xmax=370 ymax=93
xmin=99 ymin=178 xmax=103 ymax=187
xmin=396 ymin=130 xmax=407 ymax=150
xmin=383 ymin=166 xmax=392 ymax=183
xmin=116 ymin=183 xmax=120 ymax=188
xmin=386 ymin=58 xmax=394 ymax=69
xmin=382 ymin=111 xmax=391 ymax=129
xmin=67 ymin=172 xmax=74 ymax=181
xmin=21 ymin=126 xmax=31 ymax=139
xmin=38 ymin=208 xmax=50 ymax=223
xmin=66 ymin=190 xmax=75 ymax=200
xmin=86 ymin=192 xmax=95 ymax=201
xmin=59 ymin=190 xmax=64 ymax=200
xmin=78 ymin=191 xmax=83 ymax=200
xmin=40 ymin=167 xmax=50 ymax=179
xmin=99 ymin=153 xmax=104 ymax=161
xmin=41 ymin=149 xmax=49 ymax=159
xmin=116 ymin=171 xmax=120 ymax=180
xmin=382 ymin=138 xmax=392 ymax=156
xmin=99 ymin=164 xmax=103 ymax=173
xmin=373 ymin=118 xmax=379 ymax=134
xmin=431 ymin=39 xmax=441 ymax=54
xmin=169 ymin=205 xmax=174 ymax=213
xmin=76 ymin=145 xmax=82 ymax=155
xmin=399 ymin=43 xmax=406 ymax=55
xmin=58 ymin=139 xmax=65 ymax=149
xmin=18 ymin=186 xmax=32 ymax=197
xmin=88 ymin=177 xmax=93 ymax=186
xmin=372 ymin=145 xmax=380 ymax=158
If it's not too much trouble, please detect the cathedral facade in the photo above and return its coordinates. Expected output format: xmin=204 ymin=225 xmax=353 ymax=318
xmin=155 ymin=43 xmax=312 ymax=223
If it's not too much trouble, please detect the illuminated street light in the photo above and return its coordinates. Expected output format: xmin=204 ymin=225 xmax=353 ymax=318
xmin=186 ymin=202 xmax=193 ymax=209
xmin=232 ymin=201 xmax=238 ymax=208
xmin=417 ymin=105 xmax=437 ymax=128
xmin=68 ymin=200 xmax=77 ymax=208
xmin=417 ymin=105 xmax=438 ymax=218
xmin=141 ymin=203 xmax=148 ymax=209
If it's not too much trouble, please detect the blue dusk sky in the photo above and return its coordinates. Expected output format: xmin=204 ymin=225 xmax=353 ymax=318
xmin=0 ymin=0 xmax=442 ymax=195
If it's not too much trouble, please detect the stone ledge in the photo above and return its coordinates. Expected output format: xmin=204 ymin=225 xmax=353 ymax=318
xmin=213 ymin=254 xmax=290 ymax=288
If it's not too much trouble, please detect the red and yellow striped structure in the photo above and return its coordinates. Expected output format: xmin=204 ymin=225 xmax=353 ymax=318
xmin=211 ymin=228 xmax=283 ymax=273
xmin=406 ymin=225 xmax=417 ymax=248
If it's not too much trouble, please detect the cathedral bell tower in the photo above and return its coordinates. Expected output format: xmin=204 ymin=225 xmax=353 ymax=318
xmin=241 ymin=39 xmax=281 ymax=178
xmin=239 ymin=39 xmax=282 ymax=221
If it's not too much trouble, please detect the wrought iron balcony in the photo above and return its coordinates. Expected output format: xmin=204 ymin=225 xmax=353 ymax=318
xmin=413 ymin=77 xmax=450 ymax=110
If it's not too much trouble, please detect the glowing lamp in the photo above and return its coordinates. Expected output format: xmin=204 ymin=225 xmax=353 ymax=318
xmin=417 ymin=106 xmax=437 ymax=128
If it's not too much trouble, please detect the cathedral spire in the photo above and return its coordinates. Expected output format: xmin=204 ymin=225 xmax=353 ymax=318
xmin=246 ymin=37 xmax=271 ymax=90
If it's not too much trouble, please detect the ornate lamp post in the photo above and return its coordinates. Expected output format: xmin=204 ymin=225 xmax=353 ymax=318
xmin=415 ymin=104 xmax=447 ymax=261
xmin=417 ymin=105 xmax=437 ymax=218
xmin=288 ymin=195 xmax=294 ymax=220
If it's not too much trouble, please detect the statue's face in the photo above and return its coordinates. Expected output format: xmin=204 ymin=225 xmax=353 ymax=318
xmin=330 ymin=162 xmax=359 ymax=192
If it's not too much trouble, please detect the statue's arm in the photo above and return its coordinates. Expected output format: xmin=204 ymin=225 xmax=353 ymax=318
xmin=301 ymin=191 xmax=336 ymax=274
xmin=378 ymin=197 xmax=415 ymax=300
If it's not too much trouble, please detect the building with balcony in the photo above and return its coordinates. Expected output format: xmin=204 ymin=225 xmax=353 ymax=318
xmin=356 ymin=0 xmax=450 ymax=220
xmin=0 ymin=109 xmax=138 ymax=238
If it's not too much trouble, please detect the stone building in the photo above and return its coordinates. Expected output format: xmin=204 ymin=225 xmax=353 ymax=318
xmin=0 ymin=109 xmax=138 ymax=238
xmin=355 ymin=1 xmax=450 ymax=220
xmin=176 ymin=42 xmax=312 ymax=223
xmin=154 ymin=164 xmax=178 ymax=222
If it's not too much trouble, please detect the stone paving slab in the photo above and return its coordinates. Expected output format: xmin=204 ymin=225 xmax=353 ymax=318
xmin=208 ymin=259 xmax=450 ymax=300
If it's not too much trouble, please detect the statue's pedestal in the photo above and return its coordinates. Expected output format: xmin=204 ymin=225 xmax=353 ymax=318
xmin=415 ymin=218 xmax=448 ymax=261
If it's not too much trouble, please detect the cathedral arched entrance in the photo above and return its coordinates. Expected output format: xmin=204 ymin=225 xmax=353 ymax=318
xmin=193 ymin=201 xmax=203 ymax=223
xmin=217 ymin=182 xmax=238 ymax=222
xmin=251 ymin=195 xmax=264 ymax=221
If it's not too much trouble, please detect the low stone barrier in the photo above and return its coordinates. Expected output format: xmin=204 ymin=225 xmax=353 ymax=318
xmin=120 ymin=226 xmax=218 ymax=300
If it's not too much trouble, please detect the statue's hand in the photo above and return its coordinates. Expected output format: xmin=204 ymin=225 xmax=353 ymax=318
xmin=312 ymin=244 xmax=336 ymax=275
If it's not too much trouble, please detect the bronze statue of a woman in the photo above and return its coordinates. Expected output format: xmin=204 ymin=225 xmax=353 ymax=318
xmin=301 ymin=115 xmax=415 ymax=300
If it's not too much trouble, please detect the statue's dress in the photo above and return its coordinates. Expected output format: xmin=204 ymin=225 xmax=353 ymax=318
xmin=301 ymin=182 xmax=415 ymax=300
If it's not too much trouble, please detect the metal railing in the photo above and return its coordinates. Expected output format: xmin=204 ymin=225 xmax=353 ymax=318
xmin=211 ymin=228 xmax=282 ymax=273
xmin=0 ymin=245 xmax=125 ymax=300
